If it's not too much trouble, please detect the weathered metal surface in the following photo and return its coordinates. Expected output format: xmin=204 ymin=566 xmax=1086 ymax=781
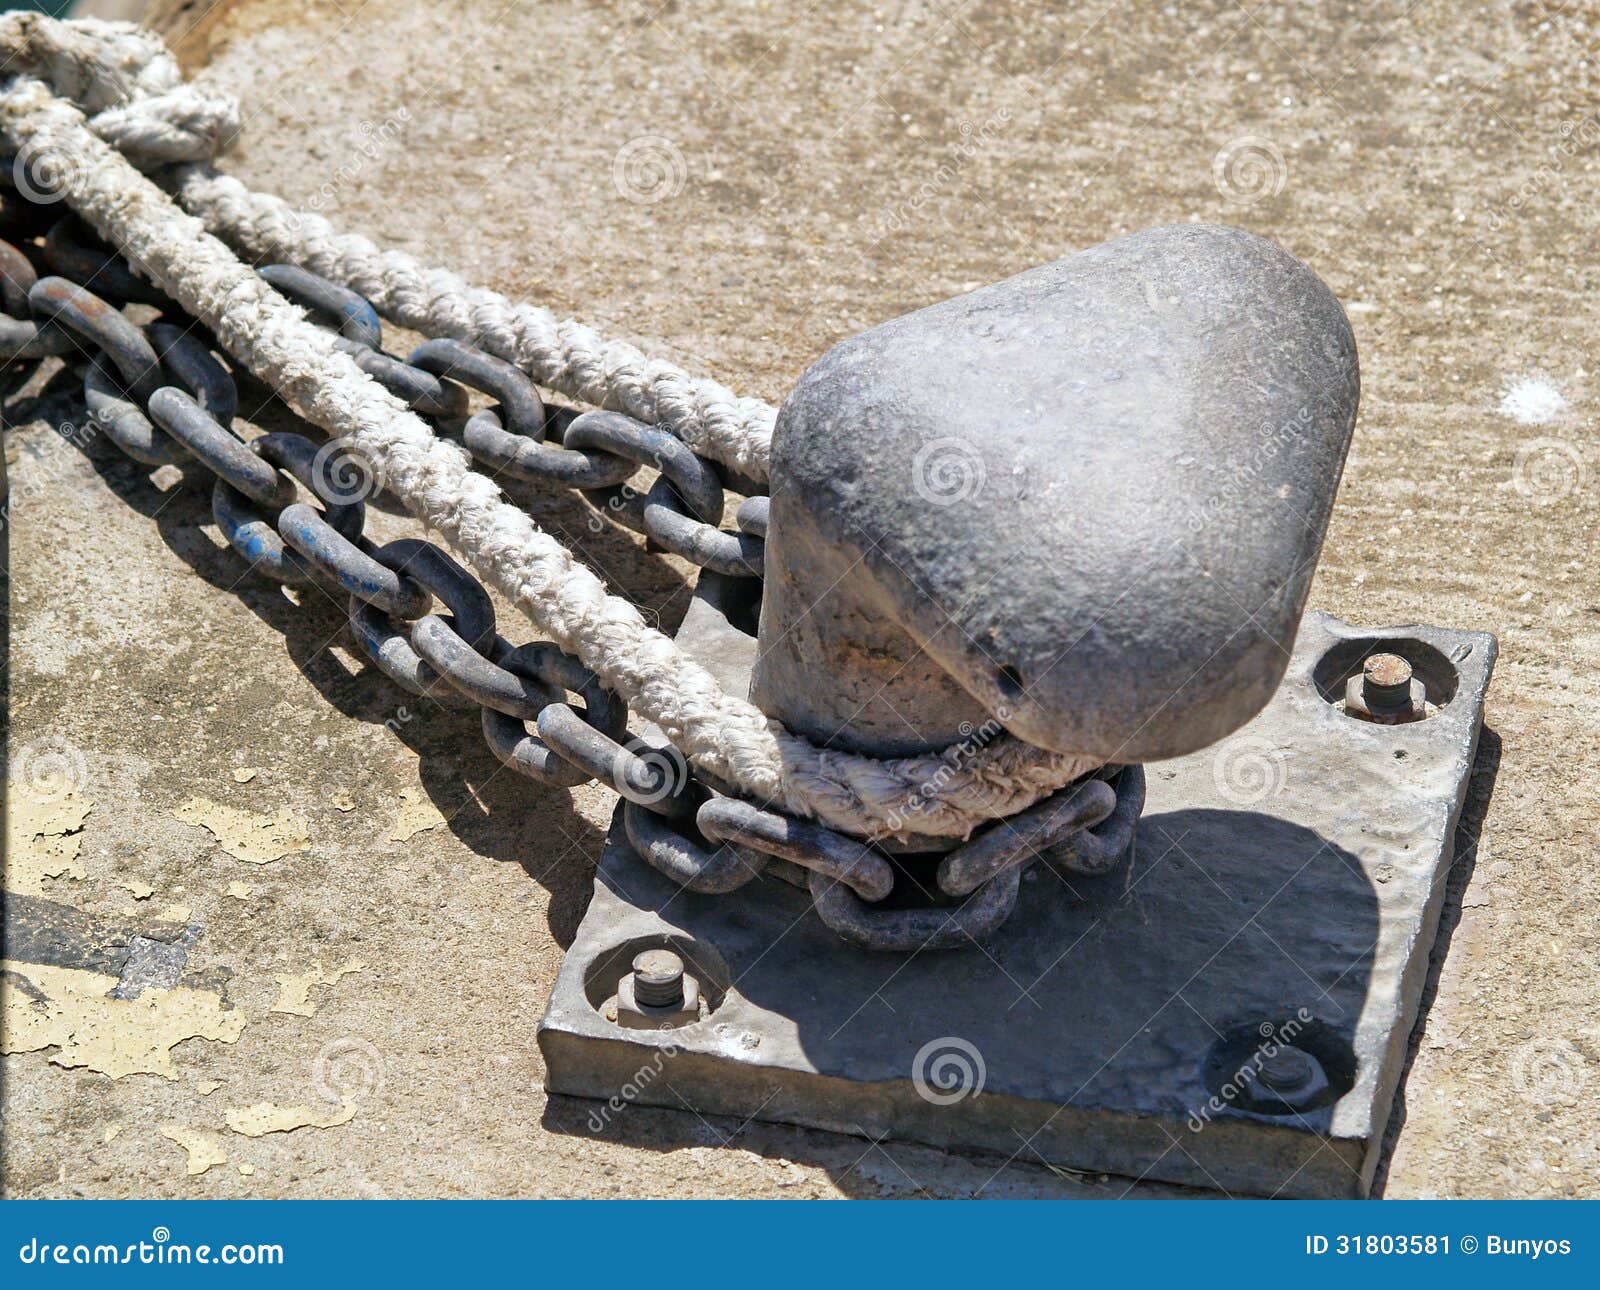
xmin=150 ymin=388 xmax=294 ymax=506
xmin=257 ymin=262 xmax=383 ymax=348
xmin=42 ymin=216 xmax=169 ymax=307
xmin=212 ymin=429 xmax=366 ymax=582
xmin=0 ymin=235 xmax=71 ymax=359
xmin=29 ymin=275 xmax=162 ymax=400
xmin=477 ymin=643 xmax=628 ymax=788
xmin=754 ymin=224 xmax=1361 ymax=760
xmin=541 ymin=607 xmax=1495 ymax=1198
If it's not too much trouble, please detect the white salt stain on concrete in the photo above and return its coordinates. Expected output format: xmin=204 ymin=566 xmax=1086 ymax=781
xmin=1499 ymin=376 xmax=1566 ymax=425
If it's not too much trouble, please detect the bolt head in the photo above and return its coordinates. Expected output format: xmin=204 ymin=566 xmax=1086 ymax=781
xmin=614 ymin=964 xmax=702 ymax=1031
xmin=1362 ymin=652 xmax=1412 ymax=689
xmin=630 ymin=949 xmax=686 ymax=1009
xmin=1345 ymin=658 xmax=1428 ymax=724
xmin=633 ymin=948 xmax=684 ymax=986
xmin=1258 ymin=1045 xmax=1316 ymax=1091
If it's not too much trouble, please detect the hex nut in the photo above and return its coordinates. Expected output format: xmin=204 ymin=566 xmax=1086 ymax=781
xmin=1343 ymin=671 xmax=1429 ymax=724
xmin=615 ymin=966 xmax=703 ymax=1031
xmin=1243 ymin=1044 xmax=1331 ymax=1112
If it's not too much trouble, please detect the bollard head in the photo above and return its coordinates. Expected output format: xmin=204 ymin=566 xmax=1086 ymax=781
xmin=756 ymin=224 xmax=1359 ymax=761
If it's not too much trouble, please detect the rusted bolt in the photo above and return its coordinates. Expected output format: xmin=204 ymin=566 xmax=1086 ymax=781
xmin=1258 ymin=1045 xmax=1316 ymax=1092
xmin=612 ymin=947 xmax=703 ymax=1030
xmin=1344 ymin=651 xmax=1428 ymax=724
xmin=1361 ymin=653 xmax=1413 ymax=712
xmin=631 ymin=949 xmax=685 ymax=1009
xmin=1247 ymin=1043 xmax=1330 ymax=1110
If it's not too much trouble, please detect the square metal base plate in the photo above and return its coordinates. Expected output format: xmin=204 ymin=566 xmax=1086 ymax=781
xmin=539 ymin=608 xmax=1494 ymax=1197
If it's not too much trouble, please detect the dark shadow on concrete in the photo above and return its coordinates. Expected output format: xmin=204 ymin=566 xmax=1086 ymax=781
xmin=537 ymin=1087 xmax=1212 ymax=1198
xmin=542 ymin=808 xmax=1381 ymax=1198
xmin=3 ymin=355 xmax=704 ymax=948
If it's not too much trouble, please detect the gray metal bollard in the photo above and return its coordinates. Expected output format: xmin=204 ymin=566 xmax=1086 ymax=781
xmin=546 ymin=229 xmax=1498 ymax=1193
xmin=753 ymin=224 xmax=1360 ymax=764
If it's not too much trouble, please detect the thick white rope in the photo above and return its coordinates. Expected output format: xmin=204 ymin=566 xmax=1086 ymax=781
xmin=167 ymin=167 xmax=777 ymax=485
xmin=0 ymin=14 xmax=771 ymax=482
xmin=0 ymin=16 xmax=1102 ymax=840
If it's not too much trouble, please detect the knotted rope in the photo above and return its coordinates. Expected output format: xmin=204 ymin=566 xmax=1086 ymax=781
xmin=0 ymin=14 xmax=1101 ymax=840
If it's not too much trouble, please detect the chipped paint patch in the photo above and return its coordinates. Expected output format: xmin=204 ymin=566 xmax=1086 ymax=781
xmin=231 ymin=768 xmax=259 ymax=784
xmin=225 ymin=882 xmax=253 ymax=900
xmin=110 ymin=927 xmax=200 ymax=1001
xmin=2 ymin=959 xmax=245 ymax=1079
xmin=160 ymin=1125 xmax=228 ymax=1176
xmin=174 ymin=798 xmax=310 ymax=865
xmin=6 ymin=794 xmax=93 ymax=894
xmin=225 ymin=1100 xmax=357 ymax=1136
xmin=271 ymin=961 xmax=366 ymax=1017
xmin=386 ymin=787 xmax=446 ymax=842
xmin=122 ymin=880 xmax=154 ymax=901
xmin=197 ymin=1079 xmax=223 ymax=1095
xmin=328 ymin=790 xmax=356 ymax=812
xmin=238 ymin=1163 xmax=255 ymax=1177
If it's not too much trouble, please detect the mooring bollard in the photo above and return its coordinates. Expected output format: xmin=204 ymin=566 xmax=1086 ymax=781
xmin=753 ymin=223 xmax=1360 ymax=766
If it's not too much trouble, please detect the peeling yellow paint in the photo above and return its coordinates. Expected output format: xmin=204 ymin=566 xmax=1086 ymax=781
xmin=122 ymin=880 xmax=154 ymax=900
xmin=160 ymin=1125 xmax=228 ymax=1176
xmin=157 ymin=903 xmax=192 ymax=923
xmin=6 ymin=794 xmax=92 ymax=894
xmin=270 ymin=961 xmax=366 ymax=1017
xmin=225 ymin=881 xmax=252 ymax=900
xmin=231 ymin=768 xmax=259 ymax=784
xmin=197 ymin=1079 xmax=223 ymax=1095
xmin=174 ymin=798 xmax=310 ymax=865
xmin=238 ymin=1163 xmax=255 ymax=1176
xmin=328 ymin=790 xmax=356 ymax=812
xmin=2 ymin=960 xmax=246 ymax=1079
xmin=386 ymin=787 xmax=445 ymax=843
xmin=225 ymin=1099 xmax=356 ymax=1136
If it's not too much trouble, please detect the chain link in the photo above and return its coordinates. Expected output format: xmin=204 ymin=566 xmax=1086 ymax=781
xmin=0 ymin=197 xmax=1141 ymax=950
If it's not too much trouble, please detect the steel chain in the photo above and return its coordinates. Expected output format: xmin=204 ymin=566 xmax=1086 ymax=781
xmin=0 ymin=196 xmax=1143 ymax=950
